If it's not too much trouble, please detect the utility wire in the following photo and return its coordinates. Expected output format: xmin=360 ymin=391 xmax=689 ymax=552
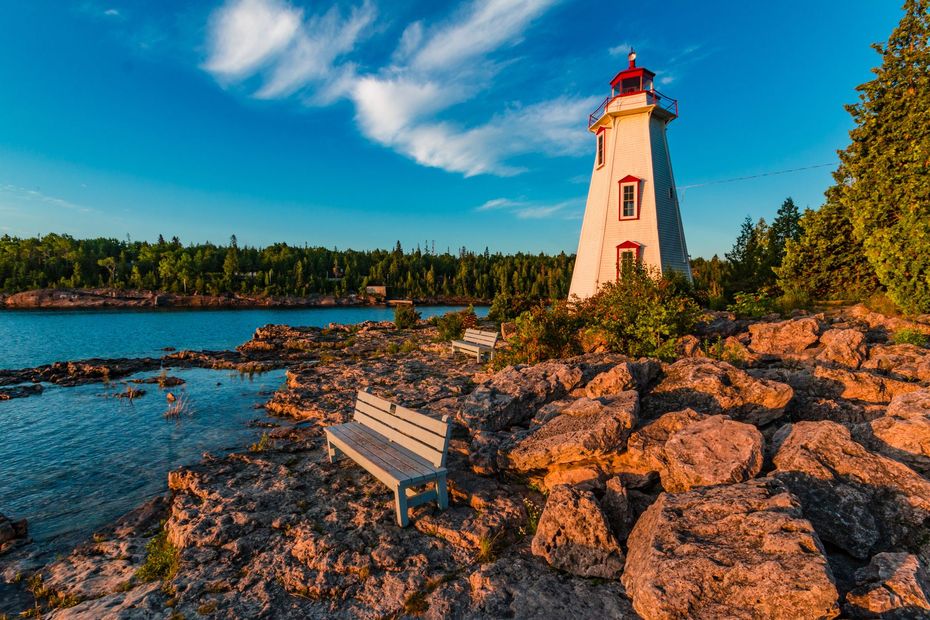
xmin=678 ymin=162 xmax=836 ymax=200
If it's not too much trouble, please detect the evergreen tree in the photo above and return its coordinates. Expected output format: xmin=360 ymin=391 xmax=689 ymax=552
xmin=766 ymin=197 xmax=802 ymax=271
xmin=839 ymin=0 xmax=930 ymax=313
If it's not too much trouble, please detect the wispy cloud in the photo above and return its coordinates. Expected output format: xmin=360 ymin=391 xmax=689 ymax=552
xmin=0 ymin=184 xmax=94 ymax=214
xmin=608 ymin=41 xmax=636 ymax=57
xmin=475 ymin=197 xmax=581 ymax=219
xmin=104 ymin=8 xmax=120 ymax=17
xmin=202 ymin=0 xmax=593 ymax=177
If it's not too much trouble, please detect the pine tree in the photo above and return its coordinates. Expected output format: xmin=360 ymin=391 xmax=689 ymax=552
xmin=767 ymin=197 xmax=802 ymax=270
xmin=839 ymin=0 xmax=930 ymax=312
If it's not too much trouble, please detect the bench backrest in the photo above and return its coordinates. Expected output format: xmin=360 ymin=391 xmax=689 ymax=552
xmin=353 ymin=390 xmax=452 ymax=467
xmin=463 ymin=328 xmax=498 ymax=348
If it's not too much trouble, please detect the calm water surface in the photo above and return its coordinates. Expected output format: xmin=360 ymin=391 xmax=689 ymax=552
xmin=0 ymin=305 xmax=481 ymax=369
xmin=0 ymin=306 xmax=482 ymax=563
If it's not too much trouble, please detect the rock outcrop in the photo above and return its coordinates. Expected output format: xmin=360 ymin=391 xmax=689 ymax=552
xmin=622 ymin=478 xmax=839 ymax=620
xmin=0 ymin=514 xmax=28 ymax=553
xmin=530 ymin=485 xmax=625 ymax=579
xmin=661 ymin=415 xmax=764 ymax=492
xmin=817 ymin=328 xmax=867 ymax=368
xmin=772 ymin=421 xmax=930 ymax=558
xmin=647 ymin=358 xmax=793 ymax=425
xmin=749 ymin=317 xmax=821 ymax=355
xmin=844 ymin=552 xmax=930 ymax=619
xmin=506 ymin=392 xmax=638 ymax=473
xmin=870 ymin=389 xmax=930 ymax=473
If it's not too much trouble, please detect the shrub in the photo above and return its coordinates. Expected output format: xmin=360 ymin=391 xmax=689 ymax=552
xmin=494 ymin=267 xmax=698 ymax=366
xmin=581 ymin=266 xmax=701 ymax=359
xmin=727 ymin=291 xmax=775 ymax=319
xmin=488 ymin=293 xmax=537 ymax=322
xmin=136 ymin=527 xmax=180 ymax=582
xmin=892 ymin=328 xmax=929 ymax=347
xmin=491 ymin=302 xmax=584 ymax=369
xmin=431 ymin=307 xmax=478 ymax=341
xmin=774 ymin=287 xmax=811 ymax=315
xmin=394 ymin=304 xmax=421 ymax=329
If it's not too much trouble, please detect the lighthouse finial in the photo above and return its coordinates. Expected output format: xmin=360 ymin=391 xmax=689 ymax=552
xmin=628 ymin=48 xmax=637 ymax=68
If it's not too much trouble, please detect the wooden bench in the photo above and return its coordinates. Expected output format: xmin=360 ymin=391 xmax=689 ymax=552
xmin=451 ymin=328 xmax=499 ymax=362
xmin=324 ymin=390 xmax=452 ymax=527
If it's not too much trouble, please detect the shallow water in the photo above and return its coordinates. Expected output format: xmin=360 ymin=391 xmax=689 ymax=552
xmin=0 ymin=367 xmax=285 ymax=561
xmin=0 ymin=305 xmax=483 ymax=370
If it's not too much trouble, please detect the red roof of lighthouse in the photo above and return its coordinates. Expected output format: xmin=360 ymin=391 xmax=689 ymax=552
xmin=609 ymin=50 xmax=655 ymax=90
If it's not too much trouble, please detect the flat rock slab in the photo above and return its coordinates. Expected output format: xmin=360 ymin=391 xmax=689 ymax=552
xmin=661 ymin=414 xmax=764 ymax=492
xmin=623 ymin=478 xmax=839 ymax=620
xmin=773 ymin=420 xmax=930 ymax=559
xmin=870 ymin=388 xmax=930 ymax=473
xmin=749 ymin=317 xmax=821 ymax=355
xmin=647 ymin=357 xmax=793 ymax=426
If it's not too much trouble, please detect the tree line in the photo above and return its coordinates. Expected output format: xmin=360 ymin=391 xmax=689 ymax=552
xmin=0 ymin=234 xmax=575 ymax=301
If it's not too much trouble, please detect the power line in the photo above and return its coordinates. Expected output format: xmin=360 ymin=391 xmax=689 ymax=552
xmin=678 ymin=162 xmax=836 ymax=198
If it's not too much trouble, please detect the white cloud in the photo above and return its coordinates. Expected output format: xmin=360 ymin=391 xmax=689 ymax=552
xmin=256 ymin=1 xmax=375 ymax=99
xmin=408 ymin=0 xmax=556 ymax=72
xmin=202 ymin=0 xmax=589 ymax=177
xmin=0 ymin=184 xmax=94 ymax=213
xmin=204 ymin=0 xmax=302 ymax=80
xmin=104 ymin=8 xmax=120 ymax=17
xmin=475 ymin=196 xmax=581 ymax=219
xmin=608 ymin=42 xmax=635 ymax=57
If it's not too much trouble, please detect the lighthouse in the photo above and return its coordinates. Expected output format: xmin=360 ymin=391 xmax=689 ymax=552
xmin=569 ymin=51 xmax=691 ymax=299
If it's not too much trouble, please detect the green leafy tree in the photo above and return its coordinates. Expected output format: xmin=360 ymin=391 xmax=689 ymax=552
xmin=838 ymin=0 xmax=930 ymax=313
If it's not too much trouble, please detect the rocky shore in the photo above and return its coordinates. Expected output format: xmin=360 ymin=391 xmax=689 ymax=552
xmin=3 ymin=303 xmax=930 ymax=618
xmin=0 ymin=288 xmax=486 ymax=310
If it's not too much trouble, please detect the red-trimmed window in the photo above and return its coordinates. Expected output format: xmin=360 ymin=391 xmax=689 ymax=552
xmin=618 ymin=175 xmax=641 ymax=220
xmin=596 ymin=130 xmax=606 ymax=168
xmin=615 ymin=241 xmax=642 ymax=279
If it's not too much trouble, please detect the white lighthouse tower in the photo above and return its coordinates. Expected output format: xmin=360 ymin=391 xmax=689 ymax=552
xmin=569 ymin=51 xmax=691 ymax=299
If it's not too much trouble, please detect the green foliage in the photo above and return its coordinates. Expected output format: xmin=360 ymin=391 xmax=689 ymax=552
xmin=777 ymin=198 xmax=879 ymax=301
xmin=492 ymin=302 xmax=584 ymax=369
xmin=487 ymin=293 xmax=538 ymax=322
xmin=394 ymin=304 xmax=421 ymax=329
xmin=836 ymin=1 xmax=930 ymax=313
xmin=430 ymin=306 xmax=478 ymax=341
xmin=727 ymin=291 xmax=775 ymax=319
xmin=581 ymin=267 xmax=701 ymax=359
xmin=249 ymin=432 xmax=273 ymax=452
xmin=892 ymin=328 xmax=929 ymax=347
xmin=136 ymin=528 xmax=180 ymax=583
xmin=494 ymin=267 xmax=698 ymax=367
xmin=689 ymin=255 xmax=727 ymax=309
xmin=0 ymin=234 xmax=574 ymax=300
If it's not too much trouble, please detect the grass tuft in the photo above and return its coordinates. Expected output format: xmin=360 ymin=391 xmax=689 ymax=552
xmin=135 ymin=527 xmax=180 ymax=583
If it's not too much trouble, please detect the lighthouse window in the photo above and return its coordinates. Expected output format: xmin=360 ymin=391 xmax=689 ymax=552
xmin=622 ymin=184 xmax=636 ymax=218
xmin=596 ymin=133 xmax=605 ymax=167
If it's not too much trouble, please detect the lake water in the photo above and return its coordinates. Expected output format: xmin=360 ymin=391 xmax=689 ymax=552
xmin=0 ymin=306 xmax=482 ymax=565
xmin=0 ymin=305 xmax=480 ymax=369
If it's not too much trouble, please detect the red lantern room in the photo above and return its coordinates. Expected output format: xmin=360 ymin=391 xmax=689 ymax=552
xmin=610 ymin=49 xmax=655 ymax=97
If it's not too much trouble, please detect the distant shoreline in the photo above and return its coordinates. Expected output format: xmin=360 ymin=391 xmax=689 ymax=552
xmin=0 ymin=288 xmax=488 ymax=311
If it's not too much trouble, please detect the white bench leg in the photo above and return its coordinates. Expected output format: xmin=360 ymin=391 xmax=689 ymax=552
xmin=436 ymin=475 xmax=448 ymax=511
xmin=326 ymin=438 xmax=340 ymax=463
xmin=394 ymin=485 xmax=409 ymax=527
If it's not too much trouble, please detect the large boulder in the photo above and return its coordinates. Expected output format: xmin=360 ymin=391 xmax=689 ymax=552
xmin=863 ymin=343 xmax=930 ymax=382
xmin=648 ymin=358 xmax=793 ymax=426
xmin=749 ymin=317 xmax=821 ymax=355
xmin=584 ymin=359 xmax=661 ymax=398
xmin=817 ymin=328 xmax=867 ymax=368
xmin=613 ymin=409 xmax=706 ymax=478
xmin=530 ymin=485 xmax=625 ymax=579
xmin=0 ymin=513 xmax=28 ymax=550
xmin=457 ymin=361 xmax=583 ymax=432
xmin=622 ymin=478 xmax=839 ymax=620
xmin=506 ymin=392 xmax=638 ymax=473
xmin=813 ymin=366 xmax=922 ymax=404
xmin=772 ymin=421 xmax=930 ymax=558
xmin=661 ymin=415 xmax=764 ymax=492
xmin=844 ymin=552 xmax=930 ymax=619
xmin=870 ymin=389 xmax=930 ymax=473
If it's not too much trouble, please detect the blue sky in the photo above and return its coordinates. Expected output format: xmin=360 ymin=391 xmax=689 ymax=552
xmin=0 ymin=1 xmax=902 ymax=257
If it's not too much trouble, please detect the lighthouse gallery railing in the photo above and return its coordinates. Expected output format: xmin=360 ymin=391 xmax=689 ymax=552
xmin=587 ymin=90 xmax=678 ymax=129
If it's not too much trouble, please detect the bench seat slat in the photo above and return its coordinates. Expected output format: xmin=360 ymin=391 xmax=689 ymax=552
xmin=347 ymin=424 xmax=439 ymax=480
xmin=326 ymin=427 xmax=405 ymax=487
xmin=327 ymin=422 xmax=441 ymax=484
